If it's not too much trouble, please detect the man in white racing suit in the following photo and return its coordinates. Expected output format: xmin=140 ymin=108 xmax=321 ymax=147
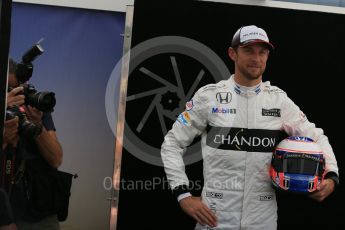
xmin=161 ymin=25 xmax=339 ymax=230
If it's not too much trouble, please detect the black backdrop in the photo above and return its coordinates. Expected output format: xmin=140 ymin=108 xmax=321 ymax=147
xmin=117 ymin=1 xmax=344 ymax=229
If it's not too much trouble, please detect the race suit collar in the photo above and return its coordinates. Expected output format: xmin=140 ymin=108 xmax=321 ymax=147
xmin=230 ymin=75 xmax=262 ymax=96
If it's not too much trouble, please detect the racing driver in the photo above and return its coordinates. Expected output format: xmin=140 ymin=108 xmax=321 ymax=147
xmin=161 ymin=25 xmax=339 ymax=230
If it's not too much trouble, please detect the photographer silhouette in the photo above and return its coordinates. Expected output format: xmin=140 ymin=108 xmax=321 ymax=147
xmin=1 ymin=55 xmax=63 ymax=230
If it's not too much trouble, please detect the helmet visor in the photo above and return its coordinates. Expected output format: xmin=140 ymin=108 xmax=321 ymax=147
xmin=283 ymin=153 xmax=321 ymax=175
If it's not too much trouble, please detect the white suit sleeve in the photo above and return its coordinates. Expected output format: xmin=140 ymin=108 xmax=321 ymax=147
xmin=281 ymin=95 xmax=338 ymax=176
xmin=161 ymin=89 xmax=208 ymax=197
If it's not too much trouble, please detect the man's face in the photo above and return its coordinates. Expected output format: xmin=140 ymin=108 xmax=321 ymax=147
xmin=231 ymin=43 xmax=269 ymax=81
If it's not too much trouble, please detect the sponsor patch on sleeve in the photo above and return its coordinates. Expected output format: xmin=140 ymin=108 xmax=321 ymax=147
xmin=177 ymin=111 xmax=192 ymax=126
xmin=186 ymin=100 xmax=194 ymax=111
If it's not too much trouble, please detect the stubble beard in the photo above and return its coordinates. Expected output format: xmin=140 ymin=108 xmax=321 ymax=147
xmin=239 ymin=65 xmax=265 ymax=81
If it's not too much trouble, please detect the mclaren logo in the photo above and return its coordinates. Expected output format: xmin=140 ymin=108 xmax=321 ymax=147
xmin=216 ymin=92 xmax=232 ymax=104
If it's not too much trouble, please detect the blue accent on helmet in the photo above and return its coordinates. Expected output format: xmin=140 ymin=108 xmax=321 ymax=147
xmin=287 ymin=136 xmax=314 ymax=142
xmin=284 ymin=173 xmax=317 ymax=193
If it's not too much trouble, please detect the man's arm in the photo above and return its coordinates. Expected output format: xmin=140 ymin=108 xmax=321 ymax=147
xmin=25 ymin=106 xmax=63 ymax=168
xmin=281 ymin=95 xmax=339 ymax=201
xmin=161 ymin=89 xmax=207 ymax=196
xmin=2 ymin=117 xmax=19 ymax=150
xmin=3 ymin=86 xmax=24 ymax=149
xmin=161 ymin=88 xmax=217 ymax=227
xmin=35 ymin=127 xmax=63 ymax=169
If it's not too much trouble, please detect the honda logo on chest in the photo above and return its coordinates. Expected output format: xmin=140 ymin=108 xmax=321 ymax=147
xmin=216 ymin=92 xmax=232 ymax=104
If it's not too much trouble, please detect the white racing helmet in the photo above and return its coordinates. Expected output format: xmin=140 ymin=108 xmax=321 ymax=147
xmin=270 ymin=136 xmax=325 ymax=193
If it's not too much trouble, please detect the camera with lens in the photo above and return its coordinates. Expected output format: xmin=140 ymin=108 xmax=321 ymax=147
xmin=5 ymin=106 xmax=42 ymax=140
xmin=8 ymin=84 xmax=56 ymax=113
xmin=21 ymin=83 xmax=56 ymax=112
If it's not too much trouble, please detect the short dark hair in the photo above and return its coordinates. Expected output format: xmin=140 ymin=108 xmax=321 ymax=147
xmin=8 ymin=58 xmax=17 ymax=74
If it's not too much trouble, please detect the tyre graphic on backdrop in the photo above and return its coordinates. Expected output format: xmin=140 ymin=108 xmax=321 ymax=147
xmin=105 ymin=36 xmax=231 ymax=166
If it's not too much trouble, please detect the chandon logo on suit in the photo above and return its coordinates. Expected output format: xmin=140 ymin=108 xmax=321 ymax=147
xmin=216 ymin=92 xmax=232 ymax=104
xmin=206 ymin=126 xmax=285 ymax=152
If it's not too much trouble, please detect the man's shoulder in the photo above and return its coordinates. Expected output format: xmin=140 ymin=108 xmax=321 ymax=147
xmin=262 ymin=81 xmax=287 ymax=95
xmin=197 ymin=79 xmax=229 ymax=94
